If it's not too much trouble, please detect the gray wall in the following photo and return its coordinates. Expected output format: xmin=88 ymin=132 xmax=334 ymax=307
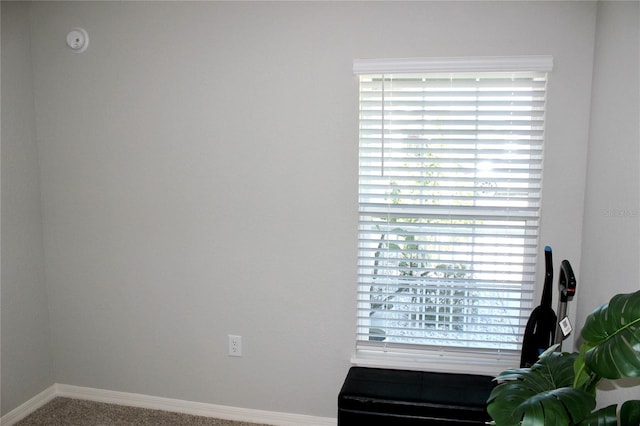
xmin=26 ymin=1 xmax=597 ymax=417
xmin=1 ymin=1 xmax=54 ymax=415
xmin=2 ymin=0 xmax=638 ymax=420
xmin=577 ymin=0 xmax=640 ymax=407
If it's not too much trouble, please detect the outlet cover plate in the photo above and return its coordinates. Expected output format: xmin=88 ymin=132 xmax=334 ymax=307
xmin=228 ymin=335 xmax=242 ymax=357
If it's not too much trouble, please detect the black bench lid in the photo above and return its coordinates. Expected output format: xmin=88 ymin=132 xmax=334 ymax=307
xmin=339 ymin=367 xmax=495 ymax=414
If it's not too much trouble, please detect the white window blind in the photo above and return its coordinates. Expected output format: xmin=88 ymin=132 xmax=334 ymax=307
xmin=354 ymin=56 xmax=552 ymax=372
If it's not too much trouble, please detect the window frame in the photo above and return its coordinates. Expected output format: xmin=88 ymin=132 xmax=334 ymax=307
xmin=352 ymin=56 xmax=554 ymax=375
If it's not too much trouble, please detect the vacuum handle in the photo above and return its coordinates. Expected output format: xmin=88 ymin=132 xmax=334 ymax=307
xmin=554 ymin=260 xmax=577 ymax=348
xmin=541 ymin=246 xmax=554 ymax=308
xmin=559 ymin=260 xmax=576 ymax=303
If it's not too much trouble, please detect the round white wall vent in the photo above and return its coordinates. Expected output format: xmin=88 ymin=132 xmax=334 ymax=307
xmin=66 ymin=28 xmax=89 ymax=53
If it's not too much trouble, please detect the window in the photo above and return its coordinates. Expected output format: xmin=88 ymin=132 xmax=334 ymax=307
xmin=354 ymin=56 xmax=553 ymax=374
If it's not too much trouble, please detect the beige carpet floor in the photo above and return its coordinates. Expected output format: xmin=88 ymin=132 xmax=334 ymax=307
xmin=15 ymin=397 xmax=269 ymax=426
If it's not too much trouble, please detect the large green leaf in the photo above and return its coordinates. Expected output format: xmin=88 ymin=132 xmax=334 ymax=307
xmin=488 ymin=350 xmax=595 ymax=425
xmin=581 ymin=290 xmax=640 ymax=379
xmin=573 ymin=343 xmax=602 ymax=393
xmin=621 ymin=400 xmax=640 ymax=425
xmin=577 ymin=404 xmax=617 ymax=426
xmin=577 ymin=401 xmax=640 ymax=426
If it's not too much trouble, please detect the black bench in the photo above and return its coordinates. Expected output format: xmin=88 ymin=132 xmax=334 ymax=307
xmin=338 ymin=367 xmax=495 ymax=425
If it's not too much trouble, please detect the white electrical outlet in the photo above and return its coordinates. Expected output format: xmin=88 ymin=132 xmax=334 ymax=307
xmin=228 ymin=335 xmax=242 ymax=357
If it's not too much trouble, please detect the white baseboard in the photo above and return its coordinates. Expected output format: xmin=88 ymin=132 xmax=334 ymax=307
xmin=1 ymin=385 xmax=57 ymax=426
xmin=2 ymin=384 xmax=336 ymax=426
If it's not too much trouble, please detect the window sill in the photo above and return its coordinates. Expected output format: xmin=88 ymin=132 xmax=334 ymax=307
xmin=352 ymin=348 xmax=519 ymax=377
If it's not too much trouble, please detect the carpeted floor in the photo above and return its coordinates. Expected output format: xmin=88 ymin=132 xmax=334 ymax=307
xmin=15 ymin=397 xmax=269 ymax=426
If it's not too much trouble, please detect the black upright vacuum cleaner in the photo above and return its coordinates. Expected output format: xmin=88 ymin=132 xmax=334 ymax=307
xmin=520 ymin=246 xmax=557 ymax=368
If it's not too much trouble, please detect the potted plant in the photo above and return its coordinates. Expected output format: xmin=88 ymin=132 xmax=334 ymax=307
xmin=487 ymin=289 xmax=640 ymax=425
